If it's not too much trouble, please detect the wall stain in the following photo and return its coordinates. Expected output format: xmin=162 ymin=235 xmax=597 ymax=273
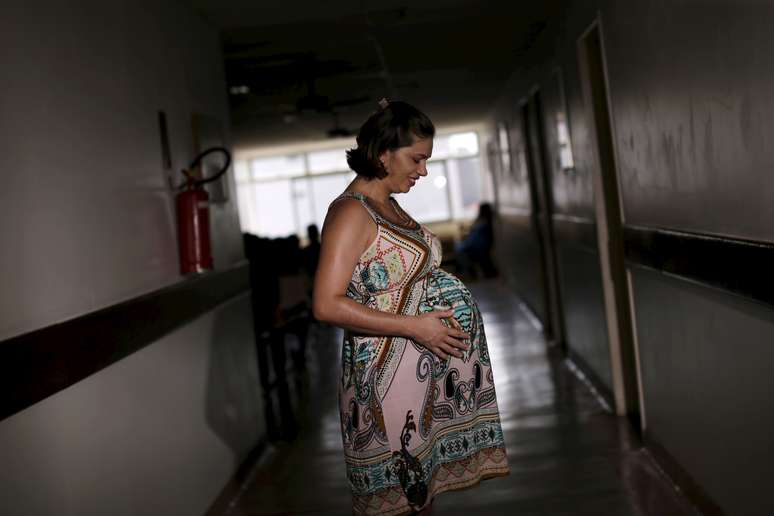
xmin=703 ymin=112 xmax=716 ymax=183
xmin=739 ymin=94 xmax=752 ymax=150
xmin=660 ymin=131 xmax=678 ymax=189
xmin=689 ymin=101 xmax=697 ymax=168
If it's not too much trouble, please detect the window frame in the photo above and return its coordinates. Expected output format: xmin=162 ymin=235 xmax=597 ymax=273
xmin=235 ymin=131 xmax=484 ymax=237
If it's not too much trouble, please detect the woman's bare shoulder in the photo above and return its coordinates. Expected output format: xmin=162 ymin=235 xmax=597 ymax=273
xmin=322 ymin=197 xmax=376 ymax=244
xmin=317 ymin=197 xmax=377 ymax=273
xmin=325 ymin=197 xmax=370 ymax=226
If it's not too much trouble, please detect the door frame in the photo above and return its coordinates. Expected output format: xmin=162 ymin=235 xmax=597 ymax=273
xmin=577 ymin=15 xmax=643 ymax=425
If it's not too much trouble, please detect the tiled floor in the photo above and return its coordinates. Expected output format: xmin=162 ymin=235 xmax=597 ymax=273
xmin=222 ymin=280 xmax=699 ymax=515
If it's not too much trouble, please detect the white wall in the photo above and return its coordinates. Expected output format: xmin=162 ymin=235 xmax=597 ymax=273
xmin=0 ymin=1 xmax=244 ymax=340
xmin=0 ymin=2 xmax=263 ymax=514
xmin=0 ymin=294 xmax=263 ymax=516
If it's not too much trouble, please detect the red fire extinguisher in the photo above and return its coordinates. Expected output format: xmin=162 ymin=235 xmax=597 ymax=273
xmin=176 ymin=147 xmax=231 ymax=275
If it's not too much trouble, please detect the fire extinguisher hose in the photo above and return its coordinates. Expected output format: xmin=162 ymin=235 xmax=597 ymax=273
xmin=179 ymin=146 xmax=232 ymax=189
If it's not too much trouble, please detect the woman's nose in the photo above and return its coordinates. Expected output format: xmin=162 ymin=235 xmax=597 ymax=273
xmin=418 ymin=164 xmax=428 ymax=176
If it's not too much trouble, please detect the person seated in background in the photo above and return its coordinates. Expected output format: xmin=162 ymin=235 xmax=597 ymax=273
xmin=455 ymin=202 xmax=498 ymax=279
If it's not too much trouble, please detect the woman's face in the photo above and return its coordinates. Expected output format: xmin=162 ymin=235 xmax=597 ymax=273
xmin=380 ymin=137 xmax=433 ymax=194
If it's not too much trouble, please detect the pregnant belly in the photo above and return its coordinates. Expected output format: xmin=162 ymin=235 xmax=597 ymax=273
xmin=419 ymin=268 xmax=478 ymax=336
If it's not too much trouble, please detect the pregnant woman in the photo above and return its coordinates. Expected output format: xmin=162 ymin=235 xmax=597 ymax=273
xmin=313 ymin=100 xmax=509 ymax=515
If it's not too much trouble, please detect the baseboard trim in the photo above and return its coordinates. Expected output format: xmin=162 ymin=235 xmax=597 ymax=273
xmin=564 ymin=347 xmax=615 ymax=412
xmin=206 ymin=436 xmax=270 ymax=516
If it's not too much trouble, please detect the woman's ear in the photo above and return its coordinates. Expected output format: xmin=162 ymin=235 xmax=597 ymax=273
xmin=379 ymin=150 xmax=390 ymax=171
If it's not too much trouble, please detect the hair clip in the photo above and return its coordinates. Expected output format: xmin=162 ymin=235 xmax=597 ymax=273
xmin=378 ymin=98 xmax=389 ymax=109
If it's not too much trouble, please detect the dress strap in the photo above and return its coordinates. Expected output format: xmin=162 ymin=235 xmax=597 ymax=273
xmin=331 ymin=191 xmax=383 ymax=224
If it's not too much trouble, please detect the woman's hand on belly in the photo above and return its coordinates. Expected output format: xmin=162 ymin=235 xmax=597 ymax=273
xmin=409 ymin=309 xmax=470 ymax=360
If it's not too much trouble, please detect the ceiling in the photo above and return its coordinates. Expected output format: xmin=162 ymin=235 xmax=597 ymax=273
xmin=190 ymin=0 xmax=562 ymax=151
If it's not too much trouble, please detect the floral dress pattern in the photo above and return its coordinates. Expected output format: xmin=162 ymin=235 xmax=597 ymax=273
xmin=332 ymin=192 xmax=509 ymax=515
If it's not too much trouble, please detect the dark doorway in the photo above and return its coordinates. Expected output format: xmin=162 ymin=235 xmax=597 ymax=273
xmin=521 ymin=90 xmax=566 ymax=349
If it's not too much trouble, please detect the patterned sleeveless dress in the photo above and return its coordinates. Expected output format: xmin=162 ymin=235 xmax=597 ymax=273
xmin=332 ymin=192 xmax=509 ymax=515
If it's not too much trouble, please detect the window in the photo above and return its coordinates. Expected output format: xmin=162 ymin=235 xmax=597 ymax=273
xmin=554 ymin=68 xmax=575 ymax=171
xmin=308 ymin=173 xmax=351 ymax=227
xmin=556 ymin=112 xmax=575 ymax=170
xmin=433 ymin=131 xmax=479 ymax=159
xmin=496 ymin=123 xmax=511 ymax=175
xmin=235 ymin=131 xmax=485 ymax=238
xmin=250 ymin=154 xmax=305 ymax=180
xmin=308 ymin=148 xmax=349 ymax=174
xmin=234 ymin=160 xmax=250 ymax=183
xmin=396 ymin=162 xmax=451 ymax=223
xmin=250 ymin=180 xmax=296 ymax=237
xmin=447 ymin=157 xmax=482 ymax=219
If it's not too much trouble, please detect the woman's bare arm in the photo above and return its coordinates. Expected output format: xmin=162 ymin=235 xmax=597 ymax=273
xmin=312 ymin=199 xmax=469 ymax=359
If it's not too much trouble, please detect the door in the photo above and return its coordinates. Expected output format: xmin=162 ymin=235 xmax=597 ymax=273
xmin=521 ymin=90 xmax=566 ymax=348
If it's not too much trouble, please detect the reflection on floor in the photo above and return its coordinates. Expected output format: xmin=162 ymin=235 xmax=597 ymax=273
xmin=223 ymin=280 xmax=698 ymax=515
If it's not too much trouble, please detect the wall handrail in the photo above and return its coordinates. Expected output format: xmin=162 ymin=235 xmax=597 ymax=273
xmin=0 ymin=263 xmax=250 ymax=423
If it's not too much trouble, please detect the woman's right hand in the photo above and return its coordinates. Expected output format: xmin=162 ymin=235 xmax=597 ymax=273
xmin=410 ymin=309 xmax=470 ymax=360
